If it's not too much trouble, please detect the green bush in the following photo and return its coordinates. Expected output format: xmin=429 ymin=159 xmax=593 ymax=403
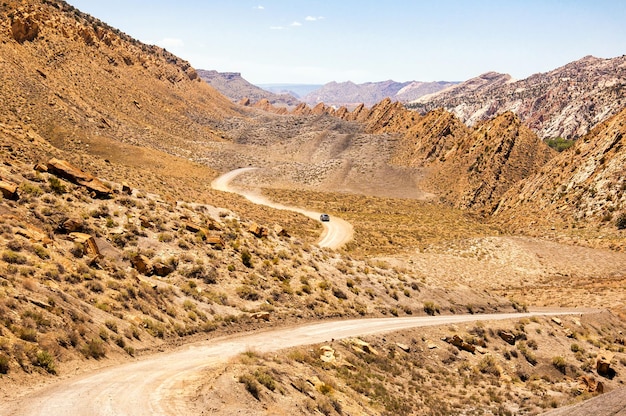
xmin=82 ymin=338 xmax=106 ymax=359
xmin=616 ymin=213 xmax=626 ymax=230
xmin=241 ymin=249 xmax=253 ymax=268
xmin=34 ymin=350 xmax=57 ymax=374
xmin=552 ymin=356 xmax=567 ymax=374
xmin=239 ymin=373 xmax=261 ymax=400
xmin=48 ymin=176 xmax=66 ymax=194
xmin=0 ymin=354 xmax=9 ymax=374
xmin=423 ymin=301 xmax=440 ymax=316
xmin=544 ymin=137 xmax=575 ymax=152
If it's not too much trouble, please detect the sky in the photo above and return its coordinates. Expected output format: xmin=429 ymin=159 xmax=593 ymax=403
xmin=68 ymin=1 xmax=626 ymax=85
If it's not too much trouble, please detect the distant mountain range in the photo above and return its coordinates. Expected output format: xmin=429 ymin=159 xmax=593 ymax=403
xmin=410 ymin=55 xmax=626 ymax=139
xmin=199 ymin=70 xmax=457 ymax=109
xmin=300 ymin=80 xmax=458 ymax=108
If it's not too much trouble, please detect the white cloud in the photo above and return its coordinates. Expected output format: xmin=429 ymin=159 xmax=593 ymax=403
xmin=290 ymin=21 xmax=302 ymax=27
xmin=305 ymin=16 xmax=324 ymax=21
xmin=156 ymin=38 xmax=185 ymax=48
xmin=254 ymin=5 xmax=264 ymax=10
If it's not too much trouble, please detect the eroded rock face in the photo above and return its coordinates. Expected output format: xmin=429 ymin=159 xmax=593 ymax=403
xmin=11 ymin=15 xmax=40 ymax=43
xmin=411 ymin=56 xmax=626 ymax=140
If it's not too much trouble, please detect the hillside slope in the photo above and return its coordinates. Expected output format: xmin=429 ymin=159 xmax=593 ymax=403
xmin=0 ymin=0 xmax=238 ymax=160
xmin=410 ymin=55 xmax=626 ymax=139
xmin=494 ymin=106 xmax=626 ymax=246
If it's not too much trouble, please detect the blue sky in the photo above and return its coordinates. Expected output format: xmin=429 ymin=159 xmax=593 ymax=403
xmin=68 ymin=1 xmax=626 ymax=85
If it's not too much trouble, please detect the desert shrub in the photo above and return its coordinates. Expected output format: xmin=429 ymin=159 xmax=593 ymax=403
xmin=0 ymin=354 xmax=9 ymax=374
xmin=616 ymin=213 xmax=626 ymax=230
xmin=423 ymin=301 xmax=440 ymax=316
xmin=477 ymin=355 xmax=501 ymax=376
xmin=544 ymin=137 xmax=575 ymax=152
xmin=2 ymin=250 xmax=27 ymax=264
xmin=570 ymin=343 xmax=584 ymax=353
xmin=254 ymin=369 xmax=276 ymax=391
xmin=105 ymin=320 xmax=118 ymax=333
xmin=18 ymin=327 xmax=38 ymax=342
xmin=332 ymin=287 xmax=348 ymax=299
xmin=239 ymin=373 xmax=261 ymax=400
xmin=241 ymin=249 xmax=253 ymax=268
xmin=82 ymin=338 xmax=106 ymax=359
xmin=236 ymin=285 xmax=260 ymax=301
xmin=48 ymin=176 xmax=66 ymax=194
xmin=20 ymin=182 xmax=43 ymax=196
xmin=34 ymin=350 xmax=56 ymax=374
xmin=552 ymin=356 xmax=567 ymax=374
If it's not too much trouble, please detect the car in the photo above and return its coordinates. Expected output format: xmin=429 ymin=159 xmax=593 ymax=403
xmin=320 ymin=213 xmax=330 ymax=222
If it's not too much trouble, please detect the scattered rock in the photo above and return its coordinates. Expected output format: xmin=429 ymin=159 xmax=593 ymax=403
xmin=131 ymin=254 xmax=153 ymax=276
xmin=274 ymin=225 xmax=290 ymax=237
xmin=552 ymin=317 xmax=563 ymax=326
xmin=69 ymin=232 xmax=100 ymax=257
xmin=59 ymin=218 xmax=84 ymax=233
xmin=498 ymin=330 xmax=516 ymax=345
xmin=578 ymin=375 xmax=604 ymax=394
xmin=11 ymin=14 xmax=40 ymax=43
xmin=443 ymin=335 xmax=476 ymax=353
xmin=46 ymin=158 xmax=112 ymax=198
xmin=0 ymin=180 xmax=19 ymax=200
xmin=596 ymin=352 xmax=615 ymax=378
xmin=250 ymin=311 xmax=270 ymax=321
xmin=396 ymin=343 xmax=410 ymax=353
xmin=248 ymin=222 xmax=268 ymax=238
xmin=121 ymin=182 xmax=132 ymax=195
xmin=319 ymin=345 xmax=336 ymax=363
xmin=153 ymin=262 xmax=175 ymax=277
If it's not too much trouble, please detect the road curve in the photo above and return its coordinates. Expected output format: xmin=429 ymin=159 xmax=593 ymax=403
xmin=211 ymin=167 xmax=353 ymax=249
xmin=1 ymin=311 xmax=588 ymax=416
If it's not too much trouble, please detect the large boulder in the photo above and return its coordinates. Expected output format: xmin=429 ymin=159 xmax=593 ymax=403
xmin=131 ymin=254 xmax=153 ymax=276
xmin=248 ymin=222 xmax=268 ymax=238
xmin=46 ymin=158 xmax=112 ymax=198
xmin=596 ymin=352 xmax=615 ymax=378
xmin=69 ymin=232 xmax=100 ymax=257
xmin=498 ymin=330 xmax=516 ymax=345
xmin=0 ymin=180 xmax=19 ymax=200
xmin=11 ymin=14 xmax=40 ymax=43
xmin=443 ymin=335 xmax=476 ymax=353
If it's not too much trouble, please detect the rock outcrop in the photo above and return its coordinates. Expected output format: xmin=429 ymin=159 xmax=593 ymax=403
xmin=410 ymin=55 xmax=626 ymax=139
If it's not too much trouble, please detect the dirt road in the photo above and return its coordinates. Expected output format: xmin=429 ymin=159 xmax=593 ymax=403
xmin=211 ymin=167 xmax=353 ymax=249
xmin=1 ymin=311 xmax=588 ymax=416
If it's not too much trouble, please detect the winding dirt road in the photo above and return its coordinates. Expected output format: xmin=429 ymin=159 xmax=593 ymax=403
xmin=211 ymin=167 xmax=353 ymax=249
xmin=1 ymin=311 xmax=588 ymax=416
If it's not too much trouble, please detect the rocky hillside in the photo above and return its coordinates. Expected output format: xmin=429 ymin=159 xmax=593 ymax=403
xmin=410 ymin=55 xmax=626 ymax=140
xmin=197 ymin=70 xmax=300 ymax=108
xmin=0 ymin=0 xmax=238 ymax=160
xmin=494 ymin=105 xmax=626 ymax=242
xmin=301 ymin=79 xmax=456 ymax=108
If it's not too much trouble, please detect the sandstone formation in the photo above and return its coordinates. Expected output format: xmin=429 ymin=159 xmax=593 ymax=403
xmin=410 ymin=55 xmax=626 ymax=140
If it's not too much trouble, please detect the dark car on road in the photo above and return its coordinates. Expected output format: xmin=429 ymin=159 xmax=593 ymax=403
xmin=320 ymin=213 xmax=330 ymax=222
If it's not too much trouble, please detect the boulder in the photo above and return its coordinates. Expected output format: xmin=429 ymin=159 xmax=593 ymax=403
xmin=0 ymin=180 xmax=19 ymax=200
xmin=69 ymin=232 xmax=100 ymax=257
xmin=578 ymin=375 xmax=604 ymax=394
xmin=320 ymin=345 xmax=336 ymax=363
xmin=498 ymin=330 xmax=516 ymax=345
xmin=121 ymin=182 xmax=132 ymax=195
xmin=251 ymin=311 xmax=270 ymax=321
xmin=274 ymin=225 xmax=290 ymax=237
xmin=248 ymin=222 xmax=268 ymax=238
xmin=596 ymin=352 xmax=615 ymax=377
xmin=131 ymin=254 xmax=153 ymax=276
xmin=443 ymin=335 xmax=476 ymax=353
xmin=396 ymin=343 xmax=410 ymax=353
xmin=205 ymin=235 xmax=224 ymax=248
xmin=59 ymin=218 xmax=84 ymax=233
xmin=346 ymin=338 xmax=378 ymax=355
xmin=153 ymin=262 xmax=175 ymax=277
xmin=46 ymin=158 xmax=112 ymax=198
